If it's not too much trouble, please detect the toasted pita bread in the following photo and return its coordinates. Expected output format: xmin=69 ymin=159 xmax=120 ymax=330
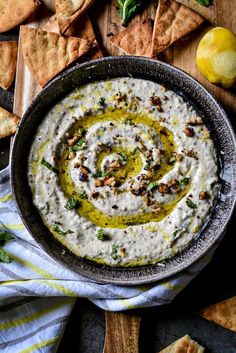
xmin=56 ymin=0 xmax=94 ymax=34
xmin=43 ymin=14 xmax=103 ymax=59
xmin=20 ymin=26 xmax=92 ymax=87
xmin=0 ymin=107 xmax=20 ymax=139
xmin=151 ymin=0 xmax=204 ymax=57
xmin=110 ymin=20 xmax=153 ymax=57
xmin=0 ymin=0 xmax=41 ymax=33
xmin=159 ymin=334 xmax=205 ymax=353
xmin=0 ymin=41 xmax=17 ymax=90
xmin=198 ymin=296 xmax=236 ymax=333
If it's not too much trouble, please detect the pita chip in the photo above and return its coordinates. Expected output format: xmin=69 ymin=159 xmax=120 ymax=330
xmin=43 ymin=14 xmax=103 ymax=59
xmin=0 ymin=107 xmax=20 ymax=139
xmin=159 ymin=334 xmax=205 ymax=353
xmin=198 ymin=296 xmax=236 ymax=333
xmin=56 ymin=0 xmax=94 ymax=34
xmin=151 ymin=0 xmax=204 ymax=57
xmin=110 ymin=20 xmax=153 ymax=57
xmin=0 ymin=41 xmax=17 ymax=90
xmin=20 ymin=26 xmax=92 ymax=87
xmin=0 ymin=0 xmax=41 ymax=33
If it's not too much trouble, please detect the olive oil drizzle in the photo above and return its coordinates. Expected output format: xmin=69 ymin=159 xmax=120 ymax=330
xmin=58 ymin=110 xmax=189 ymax=229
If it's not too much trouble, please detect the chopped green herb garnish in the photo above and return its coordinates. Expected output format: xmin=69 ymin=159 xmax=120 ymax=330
xmin=54 ymin=221 xmax=62 ymax=226
xmin=146 ymin=159 xmax=152 ymax=167
xmin=186 ymin=198 xmax=197 ymax=209
xmin=195 ymin=0 xmax=212 ymax=6
xmin=41 ymin=158 xmax=58 ymax=173
xmin=0 ymin=248 xmax=11 ymax=263
xmin=173 ymin=229 xmax=181 ymax=239
xmin=118 ymin=0 xmax=143 ymax=26
xmin=53 ymin=222 xmax=74 ymax=236
xmin=96 ymin=228 xmax=109 ymax=241
xmin=133 ymin=146 xmax=140 ymax=155
xmin=78 ymin=190 xmax=87 ymax=199
xmin=168 ymin=156 xmax=176 ymax=165
xmin=69 ymin=139 xmax=87 ymax=152
xmin=118 ymin=152 xmax=128 ymax=161
xmin=179 ymin=177 xmax=190 ymax=187
xmin=65 ymin=197 xmax=80 ymax=210
xmin=147 ymin=182 xmax=159 ymax=192
xmin=123 ymin=118 xmax=134 ymax=126
xmin=91 ymin=171 xmax=108 ymax=178
xmin=41 ymin=202 xmax=50 ymax=215
xmin=111 ymin=243 xmax=119 ymax=260
xmin=98 ymin=97 xmax=106 ymax=106
xmin=126 ymin=221 xmax=136 ymax=226
xmin=77 ymin=128 xmax=86 ymax=137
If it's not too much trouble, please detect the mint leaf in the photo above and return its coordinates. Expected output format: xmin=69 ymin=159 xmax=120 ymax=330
xmin=118 ymin=0 xmax=143 ymax=26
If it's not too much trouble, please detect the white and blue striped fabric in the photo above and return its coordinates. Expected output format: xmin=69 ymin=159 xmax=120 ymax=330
xmin=0 ymin=166 xmax=221 ymax=353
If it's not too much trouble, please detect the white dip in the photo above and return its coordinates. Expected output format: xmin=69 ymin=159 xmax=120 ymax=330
xmin=28 ymin=78 xmax=219 ymax=266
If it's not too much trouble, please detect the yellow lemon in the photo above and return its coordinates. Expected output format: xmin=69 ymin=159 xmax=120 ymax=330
xmin=196 ymin=27 xmax=236 ymax=89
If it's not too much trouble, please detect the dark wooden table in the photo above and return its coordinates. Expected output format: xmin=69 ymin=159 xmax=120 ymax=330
xmin=1 ymin=32 xmax=236 ymax=353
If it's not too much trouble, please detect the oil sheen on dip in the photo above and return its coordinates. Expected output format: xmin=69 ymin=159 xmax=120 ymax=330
xmin=28 ymin=78 xmax=219 ymax=267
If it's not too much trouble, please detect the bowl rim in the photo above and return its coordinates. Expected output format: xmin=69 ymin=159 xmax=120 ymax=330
xmin=10 ymin=56 xmax=236 ymax=285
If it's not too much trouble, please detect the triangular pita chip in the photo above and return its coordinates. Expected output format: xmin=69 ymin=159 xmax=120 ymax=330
xmin=56 ymin=0 xmax=94 ymax=34
xmin=0 ymin=41 xmax=17 ymax=90
xmin=0 ymin=0 xmax=41 ymax=33
xmin=0 ymin=107 xmax=20 ymax=139
xmin=110 ymin=20 xmax=153 ymax=57
xmin=43 ymin=14 xmax=103 ymax=59
xmin=20 ymin=26 xmax=92 ymax=87
xmin=198 ymin=296 xmax=236 ymax=333
xmin=159 ymin=334 xmax=205 ymax=353
xmin=151 ymin=0 xmax=204 ymax=57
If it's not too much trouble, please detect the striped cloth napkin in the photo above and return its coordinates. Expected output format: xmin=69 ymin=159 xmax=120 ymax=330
xmin=0 ymin=166 xmax=221 ymax=353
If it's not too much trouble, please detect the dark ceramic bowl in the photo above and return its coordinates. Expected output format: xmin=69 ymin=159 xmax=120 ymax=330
xmin=11 ymin=57 xmax=236 ymax=285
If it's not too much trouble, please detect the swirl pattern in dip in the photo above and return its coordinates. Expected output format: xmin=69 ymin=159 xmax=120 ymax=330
xmin=28 ymin=78 xmax=219 ymax=266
